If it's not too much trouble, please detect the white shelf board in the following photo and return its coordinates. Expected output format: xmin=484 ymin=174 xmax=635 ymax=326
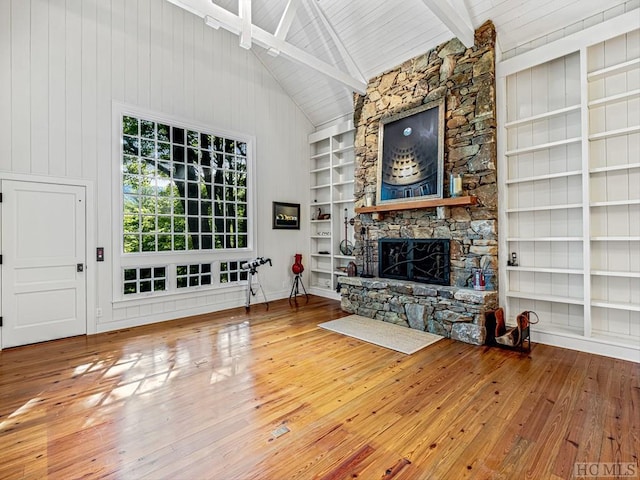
xmin=506 ymin=291 xmax=584 ymax=305
xmin=591 ymin=301 xmax=640 ymax=312
xmin=588 ymin=125 xmax=640 ymax=141
xmin=310 ymin=166 xmax=331 ymax=173
xmin=332 ymin=161 xmax=354 ymax=169
xmin=310 ymin=253 xmax=332 ymax=257
xmin=507 ymin=237 xmax=583 ymax=242
xmin=587 ymin=57 xmax=640 ymax=81
xmin=310 ymin=151 xmax=330 ymax=159
xmin=505 ymin=104 xmax=581 ymax=128
xmin=505 ymin=137 xmax=581 ymax=156
xmin=310 ymin=235 xmax=332 ymax=239
xmin=311 ymin=201 xmax=331 ymax=207
xmin=507 ymin=266 xmax=584 ymax=275
xmin=588 ymin=89 xmax=640 ymax=107
xmin=334 ymin=198 xmax=355 ymax=205
xmin=591 ymin=270 xmax=640 ymax=278
xmin=333 ymin=145 xmax=355 ymax=155
xmin=310 ymin=219 xmax=331 ymax=223
xmin=333 ymin=271 xmax=348 ymax=276
xmin=334 ymin=254 xmax=355 ymax=260
xmin=530 ymin=323 xmax=584 ymax=338
xmin=591 ymin=236 xmax=640 ymax=241
xmin=310 ymin=268 xmax=333 ymax=275
xmin=311 ymin=183 xmax=330 ymax=190
xmin=590 ymin=199 xmax=640 ymax=207
xmin=506 ymin=170 xmax=582 ymax=184
xmin=590 ymin=162 xmax=640 ymax=174
xmin=506 ymin=203 xmax=582 ymax=213
xmin=333 ymin=180 xmax=355 ymax=187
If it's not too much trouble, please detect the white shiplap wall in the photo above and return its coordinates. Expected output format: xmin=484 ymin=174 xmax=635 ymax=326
xmin=498 ymin=0 xmax=639 ymax=59
xmin=0 ymin=0 xmax=314 ymax=334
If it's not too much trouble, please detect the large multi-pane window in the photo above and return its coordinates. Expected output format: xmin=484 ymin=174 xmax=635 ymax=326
xmin=121 ymin=115 xmax=249 ymax=254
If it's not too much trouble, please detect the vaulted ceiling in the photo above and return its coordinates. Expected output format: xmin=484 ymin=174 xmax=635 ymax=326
xmin=167 ymin=0 xmax=632 ymax=127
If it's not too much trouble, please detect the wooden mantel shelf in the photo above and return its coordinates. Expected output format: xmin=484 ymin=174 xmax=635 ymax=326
xmin=355 ymin=196 xmax=477 ymax=216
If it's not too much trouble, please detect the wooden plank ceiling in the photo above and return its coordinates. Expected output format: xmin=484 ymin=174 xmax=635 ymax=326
xmin=167 ymin=0 xmax=631 ymax=127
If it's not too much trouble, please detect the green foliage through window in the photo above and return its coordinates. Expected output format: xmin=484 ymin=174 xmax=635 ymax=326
xmin=177 ymin=263 xmax=212 ymax=288
xmin=220 ymin=261 xmax=248 ymax=284
xmin=121 ymin=115 xmax=249 ymax=254
xmin=123 ymin=267 xmax=167 ymax=295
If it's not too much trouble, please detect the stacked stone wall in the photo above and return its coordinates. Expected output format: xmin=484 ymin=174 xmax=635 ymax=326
xmin=352 ymin=21 xmax=498 ymax=290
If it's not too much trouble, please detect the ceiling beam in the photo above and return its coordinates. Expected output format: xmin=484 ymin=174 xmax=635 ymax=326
xmin=239 ymin=0 xmax=252 ymax=49
xmin=308 ymin=0 xmax=365 ymax=84
xmin=166 ymin=0 xmax=367 ymax=94
xmin=251 ymin=28 xmax=366 ymax=93
xmin=421 ymin=0 xmax=475 ymax=48
xmin=268 ymin=0 xmax=301 ymax=56
xmin=274 ymin=0 xmax=300 ymax=40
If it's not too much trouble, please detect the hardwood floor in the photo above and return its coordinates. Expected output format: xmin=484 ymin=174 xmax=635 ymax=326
xmin=0 ymin=296 xmax=638 ymax=479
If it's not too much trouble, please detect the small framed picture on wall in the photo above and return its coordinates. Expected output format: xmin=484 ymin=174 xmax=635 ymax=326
xmin=272 ymin=202 xmax=300 ymax=230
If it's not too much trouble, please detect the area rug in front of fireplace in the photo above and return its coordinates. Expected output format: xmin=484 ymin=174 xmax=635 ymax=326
xmin=318 ymin=315 xmax=444 ymax=354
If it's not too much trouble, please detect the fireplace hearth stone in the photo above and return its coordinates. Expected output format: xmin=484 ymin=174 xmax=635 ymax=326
xmin=338 ymin=276 xmax=497 ymax=346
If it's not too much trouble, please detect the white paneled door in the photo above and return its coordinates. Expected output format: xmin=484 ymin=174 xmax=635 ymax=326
xmin=1 ymin=180 xmax=86 ymax=348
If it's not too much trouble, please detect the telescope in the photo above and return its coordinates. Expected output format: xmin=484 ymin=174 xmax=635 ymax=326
xmin=241 ymin=256 xmax=272 ymax=274
xmin=242 ymin=256 xmax=272 ymax=309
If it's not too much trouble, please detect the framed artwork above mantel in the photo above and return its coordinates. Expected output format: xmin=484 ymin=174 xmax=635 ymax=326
xmin=376 ymin=98 xmax=445 ymax=205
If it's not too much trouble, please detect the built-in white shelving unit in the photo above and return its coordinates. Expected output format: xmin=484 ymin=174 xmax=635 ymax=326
xmin=308 ymin=121 xmax=356 ymax=299
xmin=498 ymin=14 xmax=639 ymax=362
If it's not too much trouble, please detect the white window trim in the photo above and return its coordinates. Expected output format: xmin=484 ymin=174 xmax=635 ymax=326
xmin=111 ymin=102 xmax=257 ymax=302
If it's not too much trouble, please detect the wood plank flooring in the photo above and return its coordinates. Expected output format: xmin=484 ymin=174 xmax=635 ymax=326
xmin=0 ymin=296 xmax=638 ymax=479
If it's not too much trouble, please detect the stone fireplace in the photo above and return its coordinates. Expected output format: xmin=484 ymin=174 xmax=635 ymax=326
xmin=338 ymin=21 xmax=498 ymax=346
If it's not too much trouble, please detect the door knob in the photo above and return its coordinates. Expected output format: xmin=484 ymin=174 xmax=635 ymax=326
xmin=77 ymin=263 xmax=84 ymax=272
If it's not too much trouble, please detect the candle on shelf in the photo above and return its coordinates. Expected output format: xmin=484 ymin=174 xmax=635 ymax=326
xmin=450 ymin=173 xmax=463 ymax=197
xmin=364 ymin=185 xmax=376 ymax=207
xmin=365 ymin=193 xmax=374 ymax=207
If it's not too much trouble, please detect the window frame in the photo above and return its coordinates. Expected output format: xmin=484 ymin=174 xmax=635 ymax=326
xmin=112 ymin=103 xmax=257 ymax=301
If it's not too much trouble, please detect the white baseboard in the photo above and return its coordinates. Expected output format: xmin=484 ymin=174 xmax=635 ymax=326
xmin=531 ymin=329 xmax=640 ymax=363
xmin=96 ymin=288 xmax=292 ymax=334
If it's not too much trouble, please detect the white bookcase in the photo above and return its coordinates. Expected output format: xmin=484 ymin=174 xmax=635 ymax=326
xmin=308 ymin=121 xmax=356 ymax=299
xmin=497 ymin=14 xmax=639 ymax=362
xmin=587 ymin=31 xmax=640 ymax=352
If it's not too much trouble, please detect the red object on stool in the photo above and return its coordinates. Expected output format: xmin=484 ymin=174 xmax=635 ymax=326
xmin=289 ymin=253 xmax=308 ymax=305
xmin=292 ymin=253 xmax=304 ymax=275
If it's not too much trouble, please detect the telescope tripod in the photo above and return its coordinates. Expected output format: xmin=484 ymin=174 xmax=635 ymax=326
xmin=245 ymin=269 xmax=269 ymax=310
xmin=288 ymin=274 xmax=309 ymax=305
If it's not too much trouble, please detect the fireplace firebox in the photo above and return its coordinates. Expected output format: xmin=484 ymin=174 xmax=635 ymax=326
xmin=378 ymin=238 xmax=450 ymax=285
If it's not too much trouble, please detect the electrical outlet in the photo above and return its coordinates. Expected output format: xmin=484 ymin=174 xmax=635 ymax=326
xmin=96 ymin=307 xmax=103 ymax=318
